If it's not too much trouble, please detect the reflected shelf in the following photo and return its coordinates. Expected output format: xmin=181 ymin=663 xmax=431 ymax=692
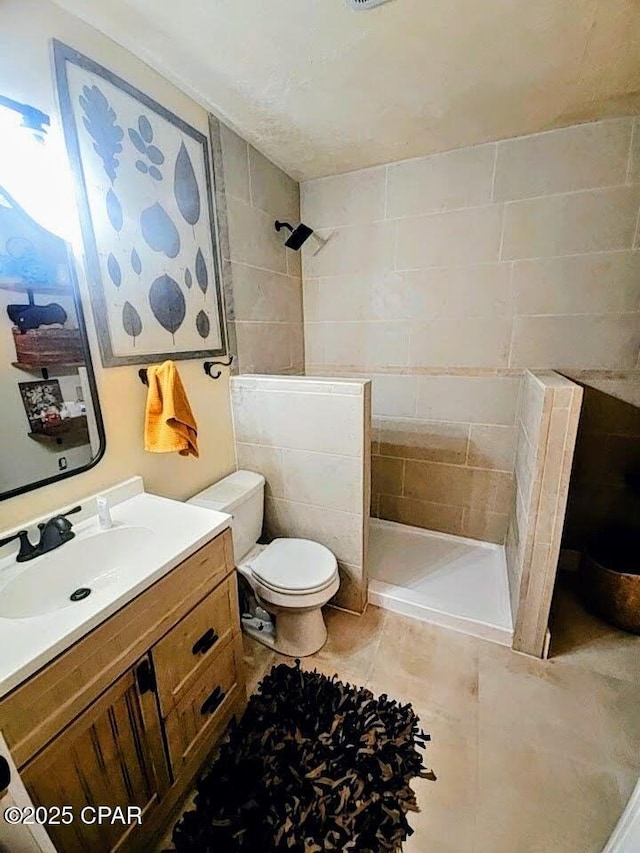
xmin=27 ymin=415 xmax=89 ymax=448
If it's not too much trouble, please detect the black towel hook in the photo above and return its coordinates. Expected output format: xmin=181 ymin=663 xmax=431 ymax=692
xmin=203 ymin=355 xmax=234 ymax=379
xmin=138 ymin=356 xmax=233 ymax=385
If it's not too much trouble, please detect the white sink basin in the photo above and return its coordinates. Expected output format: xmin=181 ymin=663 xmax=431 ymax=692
xmin=0 ymin=526 xmax=151 ymax=620
xmin=0 ymin=483 xmax=232 ymax=698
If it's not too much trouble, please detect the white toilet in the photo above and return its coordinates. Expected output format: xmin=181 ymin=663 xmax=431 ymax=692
xmin=189 ymin=470 xmax=340 ymax=657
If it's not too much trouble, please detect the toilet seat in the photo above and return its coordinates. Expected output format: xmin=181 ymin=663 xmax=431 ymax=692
xmin=248 ymin=538 xmax=338 ymax=596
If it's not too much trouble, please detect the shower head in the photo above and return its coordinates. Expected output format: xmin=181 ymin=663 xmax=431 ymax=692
xmin=274 ymin=220 xmax=314 ymax=251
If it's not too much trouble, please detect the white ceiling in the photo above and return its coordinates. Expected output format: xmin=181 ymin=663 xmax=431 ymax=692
xmin=54 ymin=0 xmax=640 ymax=181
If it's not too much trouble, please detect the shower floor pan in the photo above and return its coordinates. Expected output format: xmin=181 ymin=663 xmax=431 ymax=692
xmin=368 ymin=518 xmax=513 ymax=645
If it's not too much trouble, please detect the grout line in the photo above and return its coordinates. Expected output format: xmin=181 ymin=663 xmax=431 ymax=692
xmin=633 ymin=200 xmax=640 ymax=249
xmin=490 ymin=143 xmax=499 ymax=203
xmin=383 ymin=164 xmax=389 ymax=221
xmin=507 ymin=263 xmax=516 ymax=368
xmin=498 ymin=202 xmax=507 ymax=262
xmin=625 ymin=119 xmax=637 ymax=184
xmin=374 ymin=413 xmax=518 ymax=430
xmin=310 ymin=247 xmax=636 ymax=279
xmin=228 ymin=259 xmax=300 ymax=279
xmin=392 ymin=219 xmax=399 ymax=271
xmin=284 ymin=309 xmax=640 ymax=324
xmin=246 ymin=143 xmax=254 ymax=208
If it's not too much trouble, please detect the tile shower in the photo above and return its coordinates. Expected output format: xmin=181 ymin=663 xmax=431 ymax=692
xmin=221 ymin=116 xmax=640 ymax=656
xmin=298 ymin=117 xmax=639 ymax=654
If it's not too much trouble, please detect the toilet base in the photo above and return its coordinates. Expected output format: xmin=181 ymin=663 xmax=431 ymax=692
xmin=242 ymin=605 xmax=329 ymax=657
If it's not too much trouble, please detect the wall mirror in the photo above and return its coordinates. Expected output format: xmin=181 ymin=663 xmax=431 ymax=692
xmin=0 ymin=94 xmax=105 ymax=501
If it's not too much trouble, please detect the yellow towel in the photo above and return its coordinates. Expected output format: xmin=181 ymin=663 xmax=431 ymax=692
xmin=144 ymin=361 xmax=199 ymax=457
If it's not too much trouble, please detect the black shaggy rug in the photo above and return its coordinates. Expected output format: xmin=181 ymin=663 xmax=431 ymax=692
xmin=172 ymin=661 xmax=435 ymax=852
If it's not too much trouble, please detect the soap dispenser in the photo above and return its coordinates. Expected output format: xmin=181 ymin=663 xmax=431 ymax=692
xmin=97 ymin=495 xmax=113 ymax=530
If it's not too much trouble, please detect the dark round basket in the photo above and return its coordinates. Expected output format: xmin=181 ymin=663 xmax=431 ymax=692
xmin=581 ymin=528 xmax=640 ymax=634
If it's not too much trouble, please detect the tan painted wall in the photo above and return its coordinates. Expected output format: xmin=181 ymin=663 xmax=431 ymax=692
xmin=1 ymin=0 xmax=237 ymax=529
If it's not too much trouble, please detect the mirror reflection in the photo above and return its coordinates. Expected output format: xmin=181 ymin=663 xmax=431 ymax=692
xmin=0 ymin=95 xmax=105 ymax=499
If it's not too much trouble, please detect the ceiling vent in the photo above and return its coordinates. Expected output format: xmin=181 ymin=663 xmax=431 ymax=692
xmin=346 ymin=0 xmax=395 ymax=9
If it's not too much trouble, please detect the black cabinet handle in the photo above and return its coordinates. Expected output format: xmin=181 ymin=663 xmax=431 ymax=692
xmin=192 ymin=627 xmax=218 ymax=656
xmin=0 ymin=756 xmax=10 ymax=791
xmin=200 ymin=686 xmax=226 ymax=716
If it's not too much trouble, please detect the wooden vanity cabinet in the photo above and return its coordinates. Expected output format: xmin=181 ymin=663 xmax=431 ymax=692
xmin=0 ymin=528 xmax=246 ymax=853
xmin=21 ymin=661 xmax=167 ymax=853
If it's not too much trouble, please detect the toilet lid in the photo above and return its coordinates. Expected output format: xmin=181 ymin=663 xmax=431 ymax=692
xmin=250 ymin=539 xmax=337 ymax=594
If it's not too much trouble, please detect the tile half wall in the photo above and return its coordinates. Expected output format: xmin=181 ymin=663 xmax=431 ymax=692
xmin=230 ymin=375 xmax=371 ymax=613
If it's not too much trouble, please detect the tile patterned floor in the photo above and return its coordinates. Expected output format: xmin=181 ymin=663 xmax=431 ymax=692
xmin=241 ymin=581 xmax=640 ymax=853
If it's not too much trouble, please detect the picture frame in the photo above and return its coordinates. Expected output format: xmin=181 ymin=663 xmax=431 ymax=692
xmin=53 ymin=40 xmax=227 ymax=367
xmin=18 ymin=379 xmax=64 ymax=429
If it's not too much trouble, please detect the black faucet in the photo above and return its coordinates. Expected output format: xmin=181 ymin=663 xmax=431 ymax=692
xmin=0 ymin=506 xmax=82 ymax=562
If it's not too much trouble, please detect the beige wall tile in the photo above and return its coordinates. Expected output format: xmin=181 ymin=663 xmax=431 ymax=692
xmin=467 ymin=424 xmax=517 ymax=471
xmin=404 ymin=459 xmax=510 ymax=508
xmin=301 ymin=166 xmax=386 ymax=228
xmin=513 ymin=251 xmax=640 ymax=315
xmin=494 ymin=119 xmax=633 ymax=201
xmin=302 ymin=221 xmax=396 ymax=278
xmin=299 ymin=271 xmax=408 ymax=322
xmin=265 ymin=496 xmax=363 ymax=566
xmin=371 ymin=374 xmax=418 ymax=417
xmin=303 ymin=321 xmax=325 ymax=365
xmin=534 ymin=406 xmax=573 ymax=546
xmin=226 ymin=195 xmax=287 ymax=272
xmin=386 ymin=144 xmax=495 ymax=218
xmin=409 ymin=317 xmax=512 ymax=367
xmin=491 ymin=474 xmax=516 ymax=514
xmin=286 ymin=243 xmax=302 ymax=278
xmin=257 ymin=388 xmax=365 ymax=456
xmin=378 ymin=495 xmax=464 ymax=535
xmin=461 ymin=509 xmax=509 ymax=544
xmin=230 ymin=383 xmax=268 ymax=445
xmin=235 ymin=443 xmax=285 ymax=497
xmin=280 ymin=448 xmax=363 ymax=513
xmin=372 ymin=455 xmax=404 ymax=497
xmin=510 ymin=314 xmax=640 ymax=369
xmin=289 ymin=322 xmax=305 ymax=373
xmin=501 ymin=186 xmax=640 ymax=260
xmin=415 ymin=375 xmax=522 ymax=425
xmin=519 ymin=372 xmax=547 ymax=445
xmin=405 ymin=263 xmax=513 ymax=317
xmin=235 ymin=322 xmax=300 ymax=374
xmin=219 ymin=123 xmax=250 ymax=203
xmin=318 ymin=321 xmax=410 ymax=369
xmin=378 ymin=418 xmax=469 ymax=465
xmin=231 ymin=263 xmax=302 ymax=322
xmin=396 ymin=204 xmax=503 ymax=268
xmin=248 ymin=145 xmax=299 ymax=220
xmin=302 ymin=278 xmax=320 ymax=321
xmin=333 ymin=563 xmax=367 ymax=613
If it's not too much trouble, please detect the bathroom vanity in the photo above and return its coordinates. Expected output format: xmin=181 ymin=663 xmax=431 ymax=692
xmin=0 ymin=482 xmax=246 ymax=852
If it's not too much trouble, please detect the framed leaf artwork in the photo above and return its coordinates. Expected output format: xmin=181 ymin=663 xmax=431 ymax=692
xmin=53 ymin=41 xmax=227 ymax=366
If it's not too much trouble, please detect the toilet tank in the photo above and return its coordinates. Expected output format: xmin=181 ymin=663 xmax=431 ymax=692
xmin=188 ymin=470 xmax=265 ymax=564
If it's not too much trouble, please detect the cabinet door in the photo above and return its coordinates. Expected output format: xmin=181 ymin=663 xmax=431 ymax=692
xmin=21 ymin=661 xmax=168 ymax=853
